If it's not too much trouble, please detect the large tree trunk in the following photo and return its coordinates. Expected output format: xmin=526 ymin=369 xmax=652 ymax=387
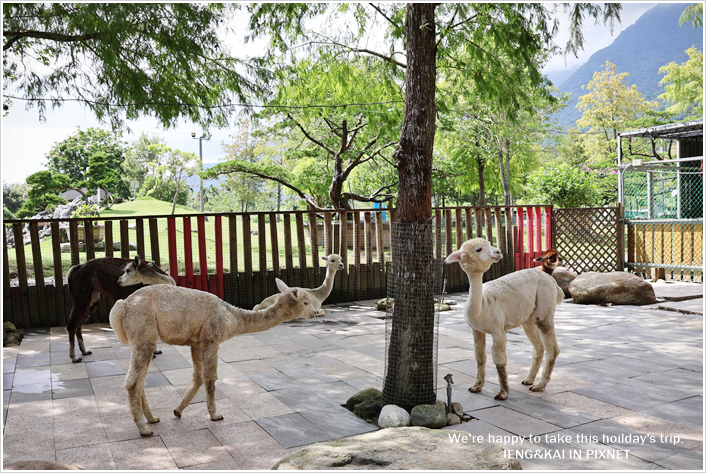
xmin=382 ymin=3 xmax=438 ymax=410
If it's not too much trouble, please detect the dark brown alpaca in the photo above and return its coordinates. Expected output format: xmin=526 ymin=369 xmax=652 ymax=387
xmin=66 ymin=256 xmax=175 ymax=362
xmin=533 ymin=249 xmax=563 ymax=276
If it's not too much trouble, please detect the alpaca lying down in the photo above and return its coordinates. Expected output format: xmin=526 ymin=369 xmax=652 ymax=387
xmin=109 ymin=278 xmax=317 ymax=436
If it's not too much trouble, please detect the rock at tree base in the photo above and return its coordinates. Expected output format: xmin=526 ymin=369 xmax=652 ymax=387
xmin=410 ymin=401 xmax=447 ymax=428
xmin=353 ymin=399 xmax=382 ymax=422
xmin=272 ymin=426 xmax=521 ymax=470
xmin=345 ymin=388 xmax=382 ymax=410
xmin=553 ymin=267 xmax=577 ymax=297
xmin=446 ymin=413 xmax=461 ymax=425
xmin=569 ymin=271 xmax=657 ymax=305
xmin=378 ymin=404 xmax=411 ymax=428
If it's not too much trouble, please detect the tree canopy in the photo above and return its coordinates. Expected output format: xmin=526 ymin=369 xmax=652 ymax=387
xmin=659 ymin=46 xmax=704 ymax=119
xmin=3 ymin=3 xmax=265 ymax=129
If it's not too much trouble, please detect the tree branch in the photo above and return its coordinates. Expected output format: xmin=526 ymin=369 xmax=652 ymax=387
xmin=3 ymin=29 xmax=103 ymax=51
xmin=287 ymin=113 xmax=336 ymax=156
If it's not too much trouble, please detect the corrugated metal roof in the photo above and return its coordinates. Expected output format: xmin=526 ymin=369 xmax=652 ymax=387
xmin=618 ymin=119 xmax=703 ymax=140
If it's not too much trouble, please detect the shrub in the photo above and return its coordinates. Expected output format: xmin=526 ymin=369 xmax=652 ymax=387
xmin=526 ymin=163 xmax=597 ymax=208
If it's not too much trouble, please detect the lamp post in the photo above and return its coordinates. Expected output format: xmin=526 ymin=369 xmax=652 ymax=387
xmin=191 ymin=132 xmax=211 ymax=212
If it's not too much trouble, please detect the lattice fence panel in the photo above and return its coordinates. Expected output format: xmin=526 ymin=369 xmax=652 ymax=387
xmin=553 ymin=207 xmax=620 ymax=274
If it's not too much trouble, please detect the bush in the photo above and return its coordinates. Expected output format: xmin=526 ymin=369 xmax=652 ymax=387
xmin=526 ymin=163 xmax=597 ymax=208
xmin=71 ymin=203 xmax=100 ymax=218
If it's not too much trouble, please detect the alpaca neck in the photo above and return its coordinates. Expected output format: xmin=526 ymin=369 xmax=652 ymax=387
xmin=464 ymin=271 xmax=485 ymax=326
xmin=222 ymin=299 xmax=295 ymax=339
xmin=308 ymin=266 xmax=337 ymax=303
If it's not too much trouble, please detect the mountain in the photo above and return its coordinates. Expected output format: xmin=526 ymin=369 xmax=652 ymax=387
xmin=552 ymin=3 xmax=703 ymax=129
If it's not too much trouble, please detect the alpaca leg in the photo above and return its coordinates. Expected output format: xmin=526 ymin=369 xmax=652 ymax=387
xmin=201 ymin=343 xmax=223 ymax=421
xmin=66 ymin=292 xmax=97 ymax=363
xmin=76 ymin=326 xmax=92 ymax=356
xmin=490 ymin=331 xmax=509 ymax=400
xmin=531 ymin=326 xmax=560 ymax=392
xmin=141 ymin=391 xmax=160 ymax=424
xmin=469 ymin=329 xmax=487 ymax=394
xmin=124 ymin=346 xmax=155 ymax=436
xmin=521 ymin=321 xmax=545 ymax=386
xmin=174 ymin=345 xmax=203 ymax=418
xmin=76 ymin=291 xmax=100 ymax=359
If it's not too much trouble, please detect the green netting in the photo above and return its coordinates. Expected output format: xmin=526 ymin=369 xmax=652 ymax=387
xmin=623 ymin=161 xmax=703 ymax=220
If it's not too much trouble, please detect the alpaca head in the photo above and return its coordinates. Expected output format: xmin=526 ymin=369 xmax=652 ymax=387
xmin=322 ymin=254 xmax=344 ymax=271
xmin=274 ymin=278 xmax=318 ymax=319
xmin=118 ymin=256 xmax=176 ymax=287
xmin=444 ymin=238 xmax=502 ymax=274
xmin=534 ymin=249 xmax=563 ymax=273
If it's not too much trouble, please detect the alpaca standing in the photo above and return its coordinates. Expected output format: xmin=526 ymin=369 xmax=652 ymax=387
xmin=254 ymin=254 xmax=344 ymax=316
xmin=445 ymin=238 xmax=563 ymax=400
xmin=109 ymin=278 xmax=317 ymax=436
xmin=533 ymin=249 xmax=563 ymax=276
xmin=66 ymin=256 xmax=175 ymax=362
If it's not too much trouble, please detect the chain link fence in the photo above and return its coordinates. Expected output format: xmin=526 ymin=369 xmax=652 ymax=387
xmin=622 ymin=159 xmax=703 ymax=282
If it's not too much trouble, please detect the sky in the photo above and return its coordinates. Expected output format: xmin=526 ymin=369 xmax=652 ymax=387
xmin=1 ymin=2 xmax=659 ymax=186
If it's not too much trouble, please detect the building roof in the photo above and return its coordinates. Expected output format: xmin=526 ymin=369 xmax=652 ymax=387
xmin=618 ymin=119 xmax=703 ymax=141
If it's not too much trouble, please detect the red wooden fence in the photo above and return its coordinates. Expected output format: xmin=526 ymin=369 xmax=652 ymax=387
xmin=514 ymin=206 xmax=553 ymax=270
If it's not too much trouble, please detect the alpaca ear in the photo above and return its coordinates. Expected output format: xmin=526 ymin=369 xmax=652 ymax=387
xmin=444 ymin=249 xmax=464 ymax=264
xmin=322 ymin=256 xmax=328 ymax=262
xmin=533 ymin=256 xmax=545 ymax=262
xmin=134 ymin=255 xmax=141 ymax=267
xmin=275 ymin=278 xmax=290 ymax=293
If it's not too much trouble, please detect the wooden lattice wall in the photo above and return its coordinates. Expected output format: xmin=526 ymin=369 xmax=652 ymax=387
xmin=552 ymin=206 xmax=621 ymax=274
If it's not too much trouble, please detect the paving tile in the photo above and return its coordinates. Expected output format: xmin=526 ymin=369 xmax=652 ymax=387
xmin=218 ymin=345 xmax=284 ymax=363
xmin=572 ymin=381 xmax=690 ymax=411
xmin=13 ymin=366 xmax=52 ymax=386
xmin=52 ymin=378 xmax=94 ymax=399
xmin=15 ymin=351 xmax=51 ymax=368
xmin=53 ymin=413 xmax=109 ymax=450
xmin=571 ymin=419 xmax=692 ymax=462
xmin=343 ymin=376 xmax=384 ymax=391
xmin=161 ymin=428 xmax=233 ymax=468
xmin=468 ymin=406 xmax=563 ymax=437
xmin=299 ymin=407 xmax=379 ymax=438
xmin=270 ymin=387 xmax=344 ymax=412
xmin=641 ymin=396 xmax=703 ymax=431
xmin=181 ymin=458 xmax=242 ymax=470
xmin=3 ymin=356 xmax=17 ymax=374
xmin=144 ymin=371 xmax=171 ymax=389
xmin=210 ymin=420 xmax=289 ymax=470
xmin=255 ymin=412 xmax=333 ymax=448
xmin=655 ymin=449 xmax=704 ymax=469
xmin=233 ymin=391 xmax=295 ymax=419
xmin=9 ymin=383 xmax=52 ymax=403
xmin=228 ymin=359 xmax=278 ymax=375
xmin=608 ymin=411 xmax=704 ymax=451
xmin=152 ymin=353 xmax=192 ymax=371
xmin=247 ymin=371 xmax=306 ymax=391
xmin=18 ymin=341 xmax=50 ymax=354
xmin=109 ymin=436 xmax=178 ymax=470
xmin=501 ymin=392 xmax=600 ymax=429
xmin=543 ymin=392 xmax=634 ymax=419
xmin=56 ymin=443 xmax=117 ymax=470
xmin=90 ymin=374 xmax=127 ymax=395
xmin=50 ymin=362 xmax=89 ymax=381
xmin=79 ymin=346 xmax=119 ymax=363
xmin=85 ymin=360 xmax=124 ymax=378
xmin=50 ymin=341 xmax=70 ymax=352
xmin=274 ymin=366 xmax=341 ymax=384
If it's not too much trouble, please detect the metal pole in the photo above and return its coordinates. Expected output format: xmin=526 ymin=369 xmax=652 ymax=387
xmin=199 ymin=137 xmax=204 ymax=212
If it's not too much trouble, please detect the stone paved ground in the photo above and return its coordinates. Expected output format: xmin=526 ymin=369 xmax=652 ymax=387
xmin=2 ymin=281 xmax=703 ymax=470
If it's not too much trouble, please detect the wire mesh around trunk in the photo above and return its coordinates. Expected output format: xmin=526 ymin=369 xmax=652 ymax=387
xmin=381 ymin=221 xmax=444 ymax=410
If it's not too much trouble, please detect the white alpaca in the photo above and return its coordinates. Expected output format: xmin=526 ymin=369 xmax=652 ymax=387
xmin=254 ymin=254 xmax=344 ymax=316
xmin=109 ymin=278 xmax=317 ymax=436
xmin=445 ymin=238 xmax=563 ymax=400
